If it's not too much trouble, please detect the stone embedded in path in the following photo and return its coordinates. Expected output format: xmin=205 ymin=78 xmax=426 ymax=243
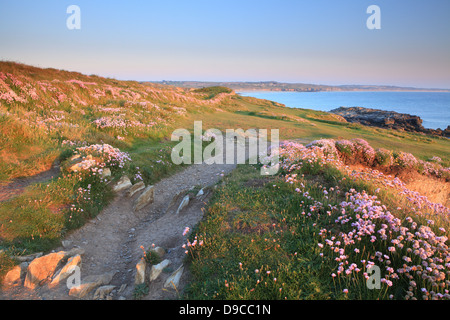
xmin=149 ymin=259 xmax=171 ymax=282
xmin=127 ymin=181 xmax=145 ymax=198
xmin=118 ymin=283 xmax=127 ymax=294
xmin=61 ymin=240 xmax=73 ymax=249
xmin=68 ymin=272 xmax=115 ymax=298
xmin=164 ymin=264 xmax=184 ymax=290
xmin=134 ymin=259 xmax=147 ymax=285
xmin=24 ymin=251 xmax=66 ymax=289
xmin=64 ymin=247 xmax=85 ymax=258
xmin=134 ymin=185 xmax=154 ymax=211
xmin=69 ymin=159 xmax=98 ymax=173
xmin=176 ymin=195 xmax=190 ymax=215
xmin=93 ymin=285 xmax=116 ymax=300
xmin=113 ymin=175 xmax=132 ymax=192
xmin=196 ymin=188 xmax=204 ymax=197
xmin=49 ymin=254 xmax=82 ymax=288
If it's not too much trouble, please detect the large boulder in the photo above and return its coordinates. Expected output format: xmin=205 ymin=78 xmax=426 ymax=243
xmin=24 ymin=251 xmax=66 ymax=289
xmin=49 ymin=254 xmax=82 ymax=288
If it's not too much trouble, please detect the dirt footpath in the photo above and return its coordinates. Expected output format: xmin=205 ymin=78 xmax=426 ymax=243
xmin=1 ymin=137 xmax=260 ymax=300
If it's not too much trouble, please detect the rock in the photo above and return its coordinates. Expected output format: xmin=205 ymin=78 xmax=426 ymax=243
xmin=149 ymin=259 xmax=171 ymax=282
xmin=127 ymin=181 xmax=145 ymax=198
xmin=442 ymin=125 xmax=450 ymax=137
xmin=93 ymin=285 xmax=116 ymax=300
xmin=176 ymin=195 xmax=190 ymax=215
xmin=100 ymin=168 xmax=111 ymax=178
xmin=2 ymin=265 xmax=25 ymax=289
xmin=69 ymin=154 xmax=82 ymax=162
xmin=113 ymin=176 xmax=132 ymax=192
xmin=61 ymin=240 xmax=73 ymax=249
xmin=118 ymin=284 xmax=127 ymax=294
xmin=64 ymin=247 xmax=85 ymax=258
xmin=149 ymin=247 xmax=166 ymax=258
xmin=134 ymin=185 xmax=154 ymax=211
xmin=24 ymin=251 xmax=66 ymax=289
xmin=196 ymin=188 xmax=204 ymax=197
xmin=15 ymin=252 xmax=43 ymax=263
xmin=330 ymin=107 xmax=449 ymax=137
xmin=134 ymin=259 xmax=147 ymax=285
xmin=68 ymin=159 xmax=98 ymax=173
xmin=49 ymin=254 xmax=82 ymax=288
xmin=68 ymin=272 xmax=115 ymax=298
xmin=164 ymin=264 xmax=184 ymax=289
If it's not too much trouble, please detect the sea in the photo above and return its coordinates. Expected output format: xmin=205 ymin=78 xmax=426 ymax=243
xmin=237 ymin=91 xmax=450 ymax=130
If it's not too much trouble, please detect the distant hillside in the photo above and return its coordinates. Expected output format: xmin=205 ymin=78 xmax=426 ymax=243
xmin=147 ymin=80 xmax=450 ymax=92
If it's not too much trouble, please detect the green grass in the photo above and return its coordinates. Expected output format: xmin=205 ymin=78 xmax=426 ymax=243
xmin=192 ymin=86 xmax=233 ymax=99
xmin=183 ymin=157 xmax=449 ymax=300
xmin=183 ymin=165 xmax=336 ymax=300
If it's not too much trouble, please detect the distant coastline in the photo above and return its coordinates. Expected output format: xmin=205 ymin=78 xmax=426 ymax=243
xmin=144 ymin=80 xmax=450 ymax=93
xmin=330 ymin=106 xmax=450 ymax=137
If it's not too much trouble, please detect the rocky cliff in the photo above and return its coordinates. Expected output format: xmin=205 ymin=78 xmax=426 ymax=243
xmin=330 ymin=107 xmax=450 ymax=137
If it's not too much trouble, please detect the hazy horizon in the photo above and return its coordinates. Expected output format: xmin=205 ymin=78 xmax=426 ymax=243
xmin=147 ymin=79 xmax=450 ymax=91
xmin=1 ymin=0 xmax=449 ymax=88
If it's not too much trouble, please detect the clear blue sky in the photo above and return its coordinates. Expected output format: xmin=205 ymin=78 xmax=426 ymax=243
xmin=1 ymin=0 xmax=449 ymax=88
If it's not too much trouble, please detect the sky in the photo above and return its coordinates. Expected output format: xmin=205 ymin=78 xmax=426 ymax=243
xmin=0 ymin=0 xmax=449 ymax=88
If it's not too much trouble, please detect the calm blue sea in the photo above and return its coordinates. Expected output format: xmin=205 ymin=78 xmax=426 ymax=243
xmin=238 ymin=91 xmax=450 ymax=130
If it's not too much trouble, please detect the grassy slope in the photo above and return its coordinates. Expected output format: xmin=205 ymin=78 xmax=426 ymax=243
xmin=187 ymin=95 xmax=450 ymax=164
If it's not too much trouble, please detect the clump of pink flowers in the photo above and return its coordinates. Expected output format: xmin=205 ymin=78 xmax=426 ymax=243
xmin=276 ymin=140 xmax=450 ymax=300
xmin=76 ymin=143 xmax=132 ymax=169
